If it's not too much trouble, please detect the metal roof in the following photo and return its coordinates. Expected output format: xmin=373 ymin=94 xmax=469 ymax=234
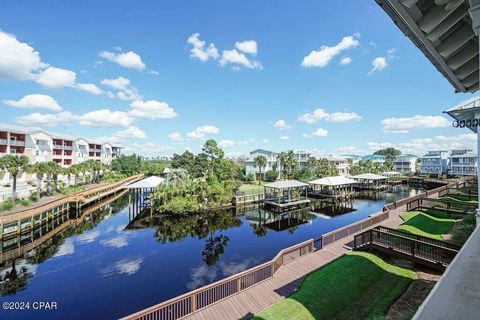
xmin=376 ymin=0 xmax=479 ymax=93
xmin=126 ymin=176 xmax=165 ymax=189
xmin=444 ymin=96 xmax=480 ymax=132
xmin=309 ymin=176 xmax=357 ymax=186
xmin=264 ymin=180 xmax=309 ymax=189
xmin=351 ymin=173 xmax=388 ymax=180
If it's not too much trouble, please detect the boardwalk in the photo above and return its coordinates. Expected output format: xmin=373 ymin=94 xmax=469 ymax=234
xmin=180 ymin=205 xmax=409 ymax=320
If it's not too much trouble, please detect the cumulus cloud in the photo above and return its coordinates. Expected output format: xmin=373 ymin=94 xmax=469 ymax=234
xmin=122 ymin=142 xmax=172 ymax=157
xmin=79 ymin=109 xmax=133 ymax=128
xmin=262 ymin=139 xmax=269 ymax=143
xmin=187 ymin=33 xmax=219 ymax=62
xmin=129 ymin=100 xmax=178 ymax=120
xmin=99 ymin=50 xmax=146 ymax=71
xmin=3 ymin=94 xmax=62 ymax=111
xmin=301 ymin=34 xmax=360 ymax=68
xmin=76 ymin=83 xmax=103 ymax=95
xmin=311 ymin=128 xmax=328 ymax=137
xmin=381 ymin=115 xmax=450 ymax=133
xmin=36 ymin=66 xmax=76 ymax=88
xmin=0 ymin=30 xmax=47 ymax=80
xmin=168 ymin=132 xmax=183 ymax=142
xmin=218 ymin=140 xmax=235 ymax=148
xmin=238 ymin=138 xmax=255 ymax=146
xmin=16 ymin=111 xmax=77 ymax=127
xmin=101 ymin=76 xmax=141 ymax=101
xmin=116 ymin=126 xmax=146 ymax=139
xmin=187 ymin=125 xmax=220 ymax=140
xmin=339 ymin=57 xmax=352 ymax=65
xmin=219 ymin=49 xmax=262 ymax=70
xmin=367 ymin=57 xmax=388 ymax=75
xmin=334 ymin=145 xmax=366 ymax=155
xmin=235 ymin=40 xmax=258 ymax=55
xmin=298 ymin=108 xmax=361 ymax=123
xmin=273 ymin=120 xmax=291 ymax=130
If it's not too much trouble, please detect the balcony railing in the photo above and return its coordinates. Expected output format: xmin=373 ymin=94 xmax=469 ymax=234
xmin=9 ymin=140 xmax=25 ymax=146
xmin=0 ymin=139 xmax=7 ymax=145
xmin=63 ymin=145 xmax=73 ymax=150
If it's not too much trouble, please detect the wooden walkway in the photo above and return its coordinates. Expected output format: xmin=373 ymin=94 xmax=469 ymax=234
xmin=181 ymin=204 xmax=409 ymax=320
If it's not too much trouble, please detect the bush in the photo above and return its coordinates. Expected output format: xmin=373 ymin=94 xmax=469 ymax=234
xmin=0 ymin=199 xmax=15 ymax=211
xmin=29 ymin=192 xmax=39 ymax=202
xmin=3 ymin=183 xmax=11 ymax=188
xmin=246 ymin=173 xmax=255 ymax=182
xmin=20 ymin=199 xmax=32 ymax=207
xmin=265 ymin=170 xmax=278 ymax=182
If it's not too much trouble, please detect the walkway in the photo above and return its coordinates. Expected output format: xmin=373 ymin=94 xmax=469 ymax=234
xmin=182 ymin=204 xmax=408 ymax=320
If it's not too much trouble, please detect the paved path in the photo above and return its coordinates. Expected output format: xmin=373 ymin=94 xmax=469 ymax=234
xmin=183 ymin=204 xmax=409 ymax=320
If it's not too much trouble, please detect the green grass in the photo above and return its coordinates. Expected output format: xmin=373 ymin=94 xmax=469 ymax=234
xmin=399 ymin=211 xmax=455 ymax=240
xmin=448 ymin=213 xmax=477 ymax=245
xmin=253 ymin=252 xmax=416 ymax=320
xmin=238 ymin=183 xmax=265 ymax=195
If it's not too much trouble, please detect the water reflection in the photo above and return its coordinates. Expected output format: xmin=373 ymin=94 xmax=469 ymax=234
xmin=0 ymin=259 xmax=35 ymax=295
xmin=101 ymin=257 xmax=144 ymax=277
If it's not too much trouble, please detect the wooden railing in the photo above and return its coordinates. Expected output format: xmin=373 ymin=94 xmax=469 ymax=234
xmin=353 ymin=228 xmax=459 ymax=267
xmin=120 ymin=239 xmax=314 ymax=320
xmin=233 ymin=193 xmax=265 ymax=206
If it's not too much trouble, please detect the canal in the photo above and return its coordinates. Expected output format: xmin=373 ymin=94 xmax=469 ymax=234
xmin=0 ymin=186 xmax=420 ymax=319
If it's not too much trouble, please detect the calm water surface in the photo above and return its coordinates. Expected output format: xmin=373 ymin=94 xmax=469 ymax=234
xmin=0 ymin=187 xmax=420 ymax=319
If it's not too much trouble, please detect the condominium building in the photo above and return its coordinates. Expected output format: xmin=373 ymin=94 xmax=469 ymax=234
xmin=326 ymin=156 xmax=349 ymax=175
xmin=449 ymin=149 xmax=477 ymax=176
xmin=420 ymin=151 xmax=449 ymax=175
xmin=393 ymin=154 xmax=418 ymax=174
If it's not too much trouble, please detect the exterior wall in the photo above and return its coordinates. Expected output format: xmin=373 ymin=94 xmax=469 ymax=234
xmin=295 ymin=150 xmax=312 ymax=168
xmin=327 ymin=157 xmax=349 ymax=175
xmin=361 ymin=154 xmax=385 ymax=163
xmin=393 ymin=155 xmax=418 ymax=174
xmin=246 ymin=149 xmax=278 ymax=177
xmin=420 ymin=151 xmax=449 ymax=174
xmin=449 ymin=149 xmax=477 ymax=176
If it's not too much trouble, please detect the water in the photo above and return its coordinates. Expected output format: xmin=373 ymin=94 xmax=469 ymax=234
xmin=0 ymin=187 xmax=420 ymax=319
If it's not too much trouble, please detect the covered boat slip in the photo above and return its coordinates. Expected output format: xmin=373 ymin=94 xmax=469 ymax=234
xmin=350 ymin=173 xmax=389 ymax=190
xmin=263 ymin=180 xmax=311 ymax=213
xmin=126 ymin=176 xmax=165 ymax=220
xmin=308 ymin=176 xmax=356 ymax=201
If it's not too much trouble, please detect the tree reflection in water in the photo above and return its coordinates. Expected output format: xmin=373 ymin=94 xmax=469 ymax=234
xmin=0 ymin=259 xmax=32 ymax=295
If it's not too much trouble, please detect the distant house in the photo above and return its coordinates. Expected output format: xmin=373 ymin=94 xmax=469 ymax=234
xmin=340 ymin=154 xmax=362 ymax=164
xmin=245 ymin=149 xmax=278 ymax=178
xmin=294 ymin=150 xmax=312 ymax=168
xmin=361 ymin=154 xmax=386 ymax=164
xmin=326 ymin=156 xmax=349 ymax=175
xmin=449 ymin=148 xmax=477 ymax=176
xmin=393 ymin=154 xmax=418 ymax=174
xmin=420 ymin=151 xmax=449 ymax=175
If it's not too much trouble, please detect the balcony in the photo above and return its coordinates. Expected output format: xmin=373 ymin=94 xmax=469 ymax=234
xmin=9 ymin=140 xmax=25 ymax=146
xmin=0 ymin=139 xmax=7 ymax=145
xmin=63 ymin=145 xmax=73 ymax=150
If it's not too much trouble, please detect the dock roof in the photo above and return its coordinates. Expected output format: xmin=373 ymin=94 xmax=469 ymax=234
xmin=351 ymin=173 xmax=387 ymax=180
xmin=264 ymin=180 xmax=308 ymax=189
xmin=126 ymin=176 xmax=165 ymax=189
xmin=309 ymin=176 xmax=357 ymax=186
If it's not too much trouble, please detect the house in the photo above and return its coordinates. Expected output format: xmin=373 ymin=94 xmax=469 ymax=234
xmin=420 ymin=151 xmax=449 ymax=175
xmin=326 ymin=156 xmax=349 ymax=175
xmin=393 ymin=154 xmax=418 ymax=174
xmin=245 ymin=149 xmax=278 ymax=178
xmin=449 ymin=148 xmax=477 ymax=176
xmin=361 ymin=154 xmax=386 ymax=164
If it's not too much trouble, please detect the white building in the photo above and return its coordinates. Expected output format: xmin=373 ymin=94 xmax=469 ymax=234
xmin=449 ymin=148 xmax=477 ymax=176
xmin=326 ymin=156 xmax=349 ymax=175
xmin=393 ymin=154 xmax=418 ymax=174
xmin=361 ymin=154 xmax=386 ymax=163
xmin=294 ymin=150 xmax=312 ymax=168
xmin=340 ymin=155 xmax=362 ymax=164
xmin=245 ymin=149 xmax=278 ymax=178
xmin=420 ymin=151 xmax=449 ymax=175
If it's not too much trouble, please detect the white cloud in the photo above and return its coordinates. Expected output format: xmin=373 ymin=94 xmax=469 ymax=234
xmin=367 ymin=57 xmax=388 ymax=75
xmin=187 ymin=33 xmax=219 ymax=62
xmin=100 ymin=236 xmax=128 ymax=248
xmin=16 ymin=111 xmax=77 ymax=127
xmin=279 ymin=136 xmax=291 ymax=140
xmin=274 ymin=119 xmax=291 ymax=130
xmin=122 ymin=142 xmax=172 ymax=157
xmin=334 ymin=145 xmax=366 ymax=155
xmin=235 ymin=40 xmax=257 ymax=55
xmin=115 ymin=126 xmax=146 ymax=139
xmin=220 ymin=49 xmax=262 ymax=70
xmin=101 ymin=76 xmax=141 ymax=101
xmin=301 ymin=34 xmax=360 ymax=68
xmin=99 ymin=50 xmax=146 ymax=71
xmin=238 ymin=138 xmax=255 ymax=146
xmin=298 ymin=108 xmax=329 ymax=123
xmin=262 ymin=139 xmax=269 ymax=143
xmin=129 ymin=100 xmax=178 ymax=120
xmin=0 ymin=30 xmax=48 ymax=80
xmin=339 ymin=57 xmax=352 ymax=65
xmin=168 ymin=132 xmax=183 ymax=142
xmin=35 ymin=66 xmax=76 ymax=88
xmin=79 ymin=109 xmax=133 ymax=128
xmin=327 ymin=112 xmax=362 ymax=122
xmin=76 ymin=83 xmax=103 ymax=95
xmin=218 ymin=140 xmax=235 ymax=148
xmin=311 ymin=128 xmax=328 ymax=137
xmin=3 ymin=94 xmax=62 ymax=111
xmin=187 ymin=125 xmax=220 ymax=140
xmin=381 ymin=115 xmax=450 ymax=133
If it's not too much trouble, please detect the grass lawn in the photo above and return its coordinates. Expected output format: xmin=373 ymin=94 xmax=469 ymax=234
xmin=398 ymin=211 xmax=455 ymax=240
xmin=238 ymin=183 xmax=265 ymax=195
xmin=253 ymin=252 xmax=416 ymax=320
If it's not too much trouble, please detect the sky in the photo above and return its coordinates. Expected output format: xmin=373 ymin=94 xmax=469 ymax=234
xmin=0 ymin=0 xmax=477 ymax=158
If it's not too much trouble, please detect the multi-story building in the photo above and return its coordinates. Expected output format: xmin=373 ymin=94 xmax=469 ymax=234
xmin=294 ymin=150 xmax=312 ymax=168
xmin=361 ymin=154 xmax=386 ymax=164
xmin=326 ymin=156 xmax=349 ymax=175
xmin=246 ymin=149 xmax=278 ymax=178
xmin=393 ymin=154 xmax=418 ymax=174
xmin=449 ymin=149 xmax=477 ymax=176
xmin=340 ymin=154 xmax=362 ymax=165
xmin=420 ymin=151 xmax=449 ymax=175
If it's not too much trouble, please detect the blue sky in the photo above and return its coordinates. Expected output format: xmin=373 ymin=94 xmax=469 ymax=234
xmin=0 ymin=0 xmax=476 ymax=157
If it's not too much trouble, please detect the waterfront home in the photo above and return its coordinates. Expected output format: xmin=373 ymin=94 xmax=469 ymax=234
xmin=294 ymin=150 xmax=312 ymax=168
xmin=449 ymin=148 xmax=477 ymax=176
xmin=361 ymin=154 xmax=386 ymax=164
xmin=420 ymin=150 xmax=449 ymax=175
xmin=393 ymin=154 xmax=418 ymax=174
xmin=245 ymin=149 xmax=278 ymax=178
xmin=326 ymin=156 xmax=349 ymax=174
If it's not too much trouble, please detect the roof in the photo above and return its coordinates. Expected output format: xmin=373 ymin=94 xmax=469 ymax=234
xmin=264 ymin=180 xmax=308 ymax=189
xmin=376 ymin=0 xmax=478 ymax=93
xmin=340 ymin=154 xmax=362 ymax=159
xmin=444 ymin=96 xmax=480 ymax=133
xmin=126 ymin=176 xmax=165 ymax=189
xmin=250 ymin=149 xmax=276 ymax=156
xmin=0 ymin=123 xmax=44 ymax=135
xmin=309 ymin=176 xmax=357 ymax=186
xmin=451 ymin=152 xmax=478 ymax=158
xmin=351 ymin=173 xmax=387 ymax=180
xmin=362 ymin=154 xmax=386 ymax=161
xmin=325 ymin=156 xmax=347 ymax=162
xmin=396 ymin=153 xmax=418 ymax=158
xmin=382 ymin=171 xmax=401 ymax=176
xmin=163 ymin=168 xmax=173 ymax=173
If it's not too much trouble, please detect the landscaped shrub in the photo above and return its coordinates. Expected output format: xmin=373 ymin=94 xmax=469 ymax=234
xmin=246 ymin=173 xmax=255 ymax=182
xmin=20 ymin=199 xmax=32 ymax=207
xmin=29 ymin=192 xmax=39 ymax=202
xmin=265 ymin=170 xmax=278 ymax=182
xmin=0 ymin=199 xmax=15 ymax=211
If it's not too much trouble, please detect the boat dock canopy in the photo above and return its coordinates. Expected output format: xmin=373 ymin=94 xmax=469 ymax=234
xmin=309 ymin=176 xmax=357 ymax=186
xmin=126 ymin=176 xmax=165 ymax=189
xmin=350 ymin=173 xmax=387 ymax=180
xmin=382 ymin=171 xmax=401 ymax=177
xmin=264 ymin=180 xmax=309 ymax=189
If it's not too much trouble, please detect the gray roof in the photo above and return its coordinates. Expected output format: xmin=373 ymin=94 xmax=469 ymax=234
xmin=376 ymin=0 xmax=478 ymax=93
xmin=309 ymin=176 xmax=357 ymax=186
xmin=126 ymin=176 xmax=165 ymax=189
xmin=351 ymin=173 xmax=387 ymax=180
xmin=264 ymin=180 xmax=308 ymax=189
xmin=444 ymin=96 xmax=480 ymax=133
xmin=451 ymin=152 xmax=478 ymax=158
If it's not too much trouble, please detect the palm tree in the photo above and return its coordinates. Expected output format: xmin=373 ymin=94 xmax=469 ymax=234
xmin=44 ymin=161 xmax=62 ymax=195
xmin=68 ymin=164 xmax=80 ymax=185
xmin=306 ymin=156 xmax=317 ymax=176
xmin=78 ymin=162 xmax=89 ymax=184
xmin=28 ymin=162 xmax=49 ymax=197
xmin=283 ymin=150 xmax=298 ymax=179
xmin=253 ymin=155 xmax=267 ymax=185
xmin=277 ymin=152 xmax=287 ymax=180
xmin=0 ymin=155 xmax=29 ymax=202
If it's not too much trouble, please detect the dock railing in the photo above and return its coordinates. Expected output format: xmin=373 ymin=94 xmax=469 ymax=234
xmin=120 ymin=239 xmax=314 ymax=320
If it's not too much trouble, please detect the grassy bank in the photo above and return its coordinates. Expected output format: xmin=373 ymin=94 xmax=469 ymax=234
xmin=398 ymin=210 xmax=455 ymax=240
xmin=253 ymin=252 xmax=416 ymax=320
